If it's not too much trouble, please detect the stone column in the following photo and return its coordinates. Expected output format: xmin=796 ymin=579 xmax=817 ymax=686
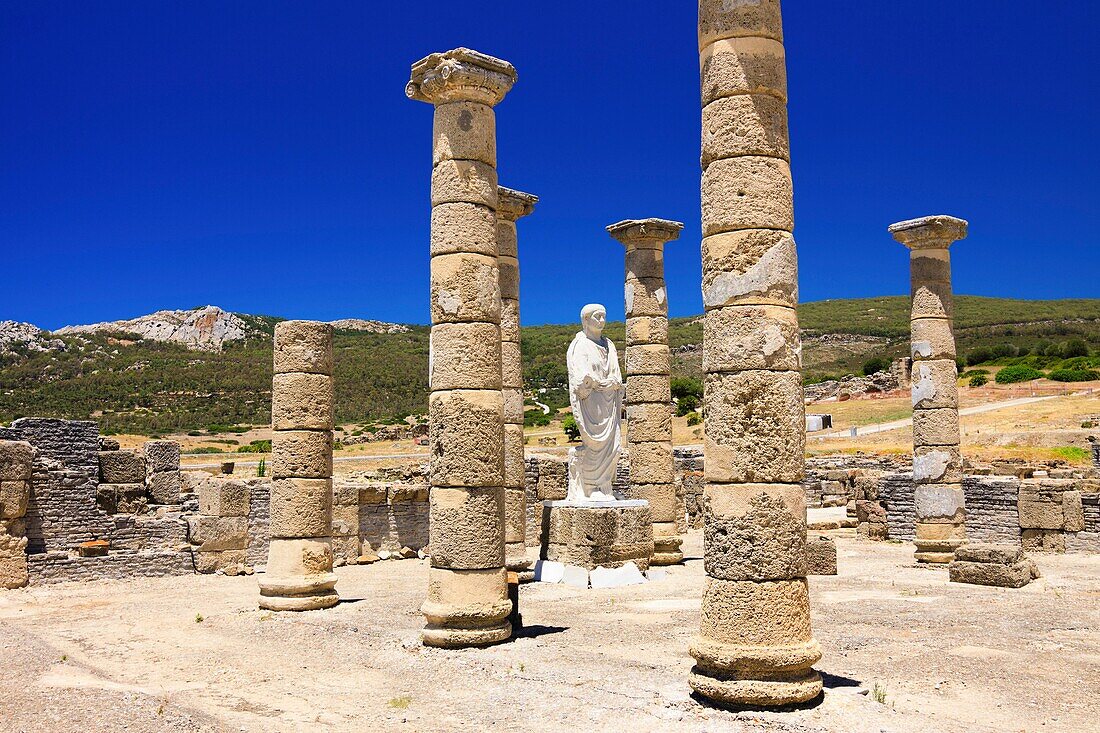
xmin=692 ymin=0 xmax=822 ymax=707
xmin=608 ymin=218 xmax=684 ymax=566
xmin=497 ymin=186 xmax=538 ymax=579
xmin=889 ymin=215 xmax=968 ymax=563
xmin=0 ymin=440 xmax=33 ymax=589
xmin=408 ymin=48 xmax=516 ymax=648
xmin=259 ymin=320 xmax=338 ymax=611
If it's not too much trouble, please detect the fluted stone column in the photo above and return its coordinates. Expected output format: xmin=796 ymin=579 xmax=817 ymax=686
xmin=497 ymin=186 xmax=539 ymax=579
xmin=890 ymin=215 xmax=968 ymax=563
xmin=608 ymin=218 xmax=684 ymax=566
xmin=259 ymin=320 xmax=338 ymax=611
xmin=408 ymin=48 xmax=515 ymax=648
xmin=691 ymin=0 xmax=821 ymax=707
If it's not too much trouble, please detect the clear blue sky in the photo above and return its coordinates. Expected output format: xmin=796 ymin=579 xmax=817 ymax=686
xmin=3 ymin=1 xmax=1097 ymax=331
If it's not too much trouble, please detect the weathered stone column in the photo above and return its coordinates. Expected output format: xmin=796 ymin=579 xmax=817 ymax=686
xmin=890 ymin=215 xmax=968 ymax=563
xmin=497 ymin=186 xmax=538 ymax=579
xmin=408 ymin=48 xmax=515 ymax=648
xmin=608 ymin=218 xmax=684 ymax=565
xmin=259 ymin=320 xmax=338 ymax=611
xmin=692 ymin=0 xmax=822 ymax=706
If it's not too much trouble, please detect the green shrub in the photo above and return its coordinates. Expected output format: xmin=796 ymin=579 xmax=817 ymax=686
xmin=237 ymin=440 xmax=271 ymax=453
xmin=861 ymin=357 xmax=889 ymax=376
xmin=686 ymin=412 xmax=702 ymax=426
xmin=191 ymin=447 xmax=224 ymax=454
xmin=257 ymin=458 xmax=266 ymax=478
xmin=966 ymin=347 xmax=993 ymax=366
xmin=995 ymin=365 xmax=1044 ymax=384
xmin=1048 ymin=368 xmax=1099 ymax=383
xmin=562 ymin=414 xmax=580 ymax=442
xmin=670 ymin=377 xmax=702 ymax=401
xmin=676 ymin=394 xmax=699 ymax=416
xmin=968 ymin=373 xmax=988 ymax=387
xmin=524 ymin=410 xmax=551 ymax=427
xmin=1062 ymin=339 xmax=1090 ymax=358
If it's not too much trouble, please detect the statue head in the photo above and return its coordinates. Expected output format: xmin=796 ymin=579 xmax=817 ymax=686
xmin=580 ymin=304 xmax=606 ymax=340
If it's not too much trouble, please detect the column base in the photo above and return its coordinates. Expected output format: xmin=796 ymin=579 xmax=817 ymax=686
xmin=651 ymin=535 xmax=684 ymax=565
xmin=258 ymin=573 xmax=339 ymax=611
xmin=422 ymin=621 xmax=512 ymax=649
xmin=689 ymin=666 xmax=822 ymax=708
xmin=505 ymin=541 xmax=532 ymax=572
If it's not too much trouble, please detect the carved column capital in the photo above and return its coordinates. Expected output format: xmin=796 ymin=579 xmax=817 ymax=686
xmin=889 ymin=215 xmax=968 ymax=250
xmin=606 ymin=218 xmax=684 ymax=248
xmin=407 ymin=48 xmax=517 ymax=106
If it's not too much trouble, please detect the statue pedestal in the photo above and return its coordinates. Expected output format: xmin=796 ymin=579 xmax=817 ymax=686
xmin=540 ymin=500 xmax=654 ymax=573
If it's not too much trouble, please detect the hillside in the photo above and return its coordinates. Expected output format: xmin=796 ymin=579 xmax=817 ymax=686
xmin=0 ymin=296 xmax=1096 ymax=435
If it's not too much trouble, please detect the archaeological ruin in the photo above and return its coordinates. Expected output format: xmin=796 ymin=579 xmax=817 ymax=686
xmin=2 ymin=3 xmax=1099 ymax=730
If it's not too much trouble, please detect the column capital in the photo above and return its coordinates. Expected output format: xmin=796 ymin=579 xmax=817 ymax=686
xmin=407 ymin=48 xmax=516 ymax=107
xmin=889 ymin=215 xmax=968 ymax=250
xmin=497 ymin=187 xmax=538 ymax=222
xmin=606 ymin=218 xmax=684 ymax=247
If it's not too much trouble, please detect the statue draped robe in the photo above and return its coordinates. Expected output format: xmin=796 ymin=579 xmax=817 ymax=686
xmin=566 ymin=331 xmax=623 ymax=500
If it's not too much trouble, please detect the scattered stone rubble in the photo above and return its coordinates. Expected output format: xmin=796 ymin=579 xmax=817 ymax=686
xmin=948 ymin=544 xmax=1039 ymax=588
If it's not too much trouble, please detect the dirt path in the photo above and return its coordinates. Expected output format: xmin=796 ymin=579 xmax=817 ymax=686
xmin=1 ymin=533 xmax=1097 ymax=732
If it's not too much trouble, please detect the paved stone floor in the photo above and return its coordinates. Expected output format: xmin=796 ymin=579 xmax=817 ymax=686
xmin=1 ymin=532 xmax=1097 ymax=732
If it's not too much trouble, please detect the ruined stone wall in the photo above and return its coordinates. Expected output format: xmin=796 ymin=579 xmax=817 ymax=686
xmin=523 ymin=456 xmax=566 ymax=548
xmin=354 ymin=482 xmax=430 ymax=554
xmin=246 ymin=479 xmax=271 ymax=567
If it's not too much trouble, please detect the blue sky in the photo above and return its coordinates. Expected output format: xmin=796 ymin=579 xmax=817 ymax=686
xmin=3 ymin=1 xmax=1097 ymax=330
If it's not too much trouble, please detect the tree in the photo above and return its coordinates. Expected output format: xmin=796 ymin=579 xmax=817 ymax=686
xmin=861 ymin=357 xmax=889 ymax=376
xmin=562 ymin=414 xmax=580 ymax=442
xmin=1062 ymin=339 xmax=1089 ymax=359
xmin=670 ymin=377 xmax=702 ymax=401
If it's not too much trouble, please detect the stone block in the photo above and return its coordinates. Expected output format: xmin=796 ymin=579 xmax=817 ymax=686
xmin=269 ymin=478 xmax=332 ymax=539
xmin=1063 ymin=491 xmax=1085 ymax=532
xmin=698 ymin=0 xmax=783 ymax=48
xmin=498 ymin=257 xmax=519 ymax=301
xmin=188 ymin=515 xmax=248 ymax=551
xmin=271 ymin=429 xmax=333 ymax=480
xmin=912 ymin=407 xmax=960 ymax=448
xmin=544 ymin=541 xmax=653 ymax=572
xmin=914 ymin=484 xmax=966 ymax=523
xmin=504 ymin=487 xmax=526 ymax=542
xmin=701 ymin=156 xmax=793 ymax=237
xmin=273 ymin=321 xmax=333 ymax=376
xmin=389 ymin=484 xmax=429 ymax=503
xmin=806 ymin=535 xmax=837 ymax=575
xmin=331 ymin=503 xmax=358 ymax=537
xmin=910 ymin=317 xmax=956 ymax=361
xmin=915 ymin=522 xmax=966 ymax=541
xmin=143 ymin=440 xmax=180 ymax=473
xmin=198 ymin=478 xmax=250 ymax=517
xmin=854 ymin=500 xmax=886 ymax=524
xmin=429 ymin=322 xmax=503 ymax=392
xmin=631 ymin=482 xmax=678 ymax=519
xmin=701 ymin=230 xmax=798 ymax=310
xmin=429 ymin=389 xmax=504 ymax=488
xmin=954 ymin=543 xmax=1023 ymax=565
xmin=909 ymin=249 xmax=951 ymax=286
xmin=910 ymin=359 xmax=959 ymax=411
xmin=702 ymin=483 xmax=806 ymax=581
xmin=98 ymin=483 xmax=146 ymax=515
xmin=503 ymin=388 xmax=524 ymax=424
xmin=271 ymin=373 xmax=334 ymax=431
xmin=0 ymin=441 xmax=33 ymax=482
xmin=625 ymin=402 xmax=671 ymax=443
xmin=429 ymin=486 xmax=505 ymax=570
xmin=330 ymin=535 xmax=361 ymax=565
xmin=704 ymin=370 xmax=804 ymax=484
xmin=430 ymin=202 xmax=497 ymax=258
xmin=700 ymin=35 xmax=786 ymax=108
xmin=1018 ymin=498 xmax=1064 ymax=530
xmin=949 ymin=560 xmax=1032 ymax=588
xmin=857 ymin=522 xmax=888 ymax=540
xmin=358 ymin=484 xmax=387 ymax=505
xmin=628 ymin=442 xmax=675 ymax=485
xmin=99 ymin=450 xmax=146 ymax=484
xmin=624 ymin=278 xmax=668 ymax=319
xmin=433 ymin=100 xmax=496 ymax=167
xmin=625 ymin=344 xmax=670 ymax=376
xmin=911 ymin=281 xmax=953 ymax=320
xmin=626 ymin=316 xmax=668 ymax=346
xmin=147 ymin=471 xmax=182 ymax=505
xmin=501 ymin=340 xmax=523 ymax=389
xmin=500 ymin=299 xmax=520 ymax=342
xmin=194 ymin=548 xmax=248 ymax=574
xmin=626 ymin=375 xmax=670 ymax=404
xmin=99 ymin=437 xmax=120 ymax=451
xmin=431 ymin=159 xmax=498 ymax=208
xmin=422 ymin=566 xmax=511 ymax=645
xmin=503 ymin=425 xmax=525 ymax=486
xmin=913 ymin=445 xmax=963 ymax=485
xmin=697 ymin=577 xmax=813 ymax=647
xmin=429 ymin=252 xmax=501 ymax=324
xmin=702 ymin=304 xmax=800 ymax=372
xmin=0 ymin=481 xmax=28 ymax=520
xmin=625 ymin=247 xmax=665 ymax=282
xmin=0 ymin=532 xmax=29 ymax=589
xmin=701 ymin=94 xmax=789 ymax=167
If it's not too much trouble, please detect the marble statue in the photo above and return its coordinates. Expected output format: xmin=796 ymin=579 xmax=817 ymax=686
xmin=566 ymin=304 xmax=625 ymax=502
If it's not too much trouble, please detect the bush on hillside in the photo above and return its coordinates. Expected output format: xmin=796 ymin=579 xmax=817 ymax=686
xmin=1048 ymin=368 xmax=1099 ymax=383
xmin=686 ymin=412 xmax=702 ymax=426
xmin=861 ymin=357 xmax=889 ymax=376
xmin=995 ymin=365 xmax=1044 ymax=384
xmin=1062 ymin=339 xmax=1090 ymax=358
xmin=968 ymin=373 xmax=988 ymax=387
xmin=676 ymin=394 xmax=699 ymax=416
xmin=670 ymin=377 xmax=702 ymax=401
xmin=966 ymin=347 xmax=993 ymax=366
